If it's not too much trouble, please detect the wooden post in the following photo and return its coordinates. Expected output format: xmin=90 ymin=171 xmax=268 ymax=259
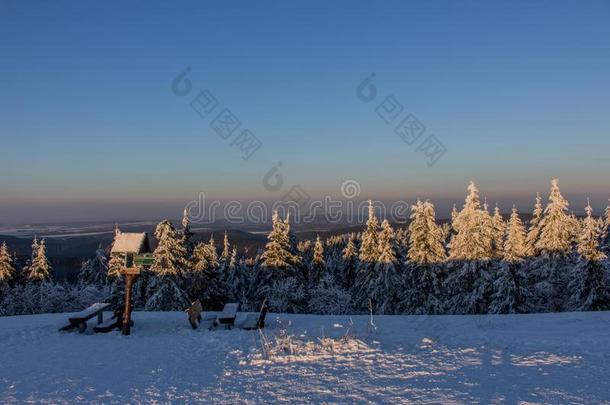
xmin=120 ymin=267 xmax=141 ymax=336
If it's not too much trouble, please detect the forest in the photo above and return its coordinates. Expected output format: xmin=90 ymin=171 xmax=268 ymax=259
xmin=1 ymin=179 xmax=609 ymax=317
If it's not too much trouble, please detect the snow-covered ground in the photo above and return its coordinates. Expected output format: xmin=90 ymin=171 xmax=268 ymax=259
xmin=1 ymin=311 xmax=609 ymax=404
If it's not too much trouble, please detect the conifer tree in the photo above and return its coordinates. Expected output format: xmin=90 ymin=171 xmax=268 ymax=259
xmin=489 ymin=260 xmax=528 ymax=314
xmin=524 ymin=192 xmax=544 ymax=256
xmin=567 ymin=201 xmax=610 ymax=311
xmin=309 ymin=235 xmax=326 ymax=286
xmin=108 ymin=254 xmax=124 ymax=279
xmin=535 ymin=179 xmax=573 ymax=254
xmin=150 ymin=220 xmax=187 ymax=277
xmin=189 ymin=237 xmax=224 ymax=308
xmin=77 ymin=246 xmax=109 ymax=286
xmin=491 ymin=205 xmax=506 ymax=258
xmin=449 ymin=182 xmax=493 ymax=260
xmin=353 ymin=201 xmax=380 ymax=310
xmin=260 ymin=211 xmax=300 ymax=271
xmin=445 ymin=182 xmax=495 ymax=313
xmin=0 ymin=242 xmax=15 ymax=283
xmin=504 ymin=206 xmax=527 ymax=262
xmin=365 ymin=219 xmax=400 ymax=314
xmin=257 ymin=212 xmax=302 ymax=310
xmin=401 ymin=200 xmax=446 ymax=314
xmin=340 ymin=233 xmax=359 ymax=289
xmin=407 ymin=200 xmax=446 ymax=264
xmin=145 ymin=220 xmax=189 ymax=311
xmin=489 ymin=207 xmax=529 ymax=314
xmin=528 ymin=179 xmax=574 ymax=312
xmin=358 ymin=201 xmax=379 ymax=263
xmin=28 ymin=239 xmax=52 ymax=282
xmin=602 ymin=198 xmax=610 ymax=250
xmin=225 ymin=248 xmax=246 ymax=304
xmin=220 ymin=232 xmax=231 ymax=263
xmin=181 ymin=208 xmax=195 ymax=255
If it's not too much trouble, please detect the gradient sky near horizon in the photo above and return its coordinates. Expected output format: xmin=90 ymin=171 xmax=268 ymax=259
xmin=1 ymin=0 xmax=610 ymax=223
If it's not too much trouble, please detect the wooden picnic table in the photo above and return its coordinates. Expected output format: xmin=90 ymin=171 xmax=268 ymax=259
xmin=59 ymin=303 xmax=111 ymax=333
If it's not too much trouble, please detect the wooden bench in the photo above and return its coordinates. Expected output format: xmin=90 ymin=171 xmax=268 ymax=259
xmin=213 ymin=303 xmax=239 ymax=330
xmin=241 ymin=300 xmax=269 ymax=330
xmin=59 ymin=303 xmax=111 ymax=333
xmin=93 ymin=307 xmax=128 ymax=334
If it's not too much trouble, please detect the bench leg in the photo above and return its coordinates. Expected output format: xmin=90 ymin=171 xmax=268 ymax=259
xmin=97 ymin=312 xmax=103 ymax=325
xmin=78 ymin=322 xmax=87 ymax=333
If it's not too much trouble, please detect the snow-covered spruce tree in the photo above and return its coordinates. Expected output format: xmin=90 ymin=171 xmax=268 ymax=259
xmin=523 ymin=193 xmax=544 ymax=257
xmin=189 ymin=236 xmax=225 ymax=309
xmin=220 ymin=232 xmax=231 ymax=264
xmin=256 ymin=211 xmax=302 ymax=311
xmin=366 ymin=219 xmax=400 ymax=314
xmin=107 ymin=254 xmax=124 ymax=279
xmin=603 ymin=198 xmax=610 ymax=251
xmin=352 ymin=201 xmax=380 ymax=311
xmin=491 ymin=205 xmax=506 ymax=259
xmin=528 ymin=179 xmax=575 ymax=312
xmin=224 ymin=248 xmax=245 ymax=304
xmin=445 ymin=182 xmax=495 ymax=314
xmin=309 ymin=235 xmax=326 ymax=287
xmin=489 ymin=208 xmax=530 ymax=314
xmin=503 ymin=206 xmax=527 ymax=263
xmin=77 ymin=246 xmax=109 ymax=286
xmin=340 ymin=233 xmax=359 ymax=290
xmin=449 ymin=182 xmax=493 ymax=261
xmin=407 ymin=200 xmax=447 ymax=264
xmin=28 ymin=238 xmax=52 ymax=282
xmin=181 ymin=208 xmax=196 ymax=256
xmin=400 ymin=200 xmax=446 ymax=314
xmin=324 ymin=236 xmax=347 ymax=289
xmin=535 ymin=179 xmax=574 ymax=254
xmin=567 ymin=201 xmax=610 ymax=311
xmin=145 ymin=220 xmax=189 ymax=311
xmin=0 ymin=242 xmax=16 ymax=284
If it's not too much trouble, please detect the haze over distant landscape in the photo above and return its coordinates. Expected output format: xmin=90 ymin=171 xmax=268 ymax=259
xmin=2 ymin=0 xmax=610 ymax=224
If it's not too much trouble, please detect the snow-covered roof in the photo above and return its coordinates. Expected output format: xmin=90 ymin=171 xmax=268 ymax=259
xmin=111 ymin=232 xmax=151 ymax=254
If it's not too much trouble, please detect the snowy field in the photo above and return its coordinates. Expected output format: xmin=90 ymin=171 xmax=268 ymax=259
xmin=1 ymin=311 xmax=610 ymax=404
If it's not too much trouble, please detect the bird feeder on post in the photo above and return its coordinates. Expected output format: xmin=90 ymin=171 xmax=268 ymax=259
xmin=110 ymin=229 xmax=152 ymax=335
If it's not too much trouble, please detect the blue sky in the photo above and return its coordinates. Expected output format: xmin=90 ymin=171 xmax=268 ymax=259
xmin=1 ymin=0 xmax=609 ymax=223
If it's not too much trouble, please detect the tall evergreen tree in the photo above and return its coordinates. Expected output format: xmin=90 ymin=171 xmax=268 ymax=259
xmin=28 ymin=239 xmax=51 ymax=282
xmin=257 ymin=212 xmax=302 ymax=310
xmin=529 ymin=179 xmax=574 ymax=312
xmin=401 ymin=200 xmax=446 ymax=314
xmin=504 ymin=206 xmax=527 ymax=263
xmin=150 ymin=220 xmax=187 ymax=277
xmin=145 ymin=220 xmax=189 ymax=311
xmin=0 ymin=242 xmax=15 ymax=283
xmin=445 ymin=182 xmax=494 ymax=313
xmin=491 ymin=205 xmax=506 ymax=258
xmin=309 ymin=235 xmax=326 ymax=286
xmin=407 ymin=200 xmax=446 ymax=264
xmin=181 ymin=208 xmax=196 ymax=255
xmin=449 ymin=182 xmax=493 ymax=260
xmin=220 ymin=232 xmax=231 ymax=263
xmin=189 ymin=236 xmax=224 ymax=308
xmin=491 ymin=207 xmax=529 ymax=314
xmin=367 ymin=219 xmax=399 ymax=314
xmin=340 ymin=233 xmax=359 ymax=290
xmin=353 ymin=201 xmax=380 ymax=311
xmin=567 ymin=201 xmax=610 ymax=311
xmin=535 ymin=179 xmax=573 ymax=254
xmin=523 ymin=192 xmax=544 ymax=257
xmin=77 ymin=246 xmax=109 ymax=286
